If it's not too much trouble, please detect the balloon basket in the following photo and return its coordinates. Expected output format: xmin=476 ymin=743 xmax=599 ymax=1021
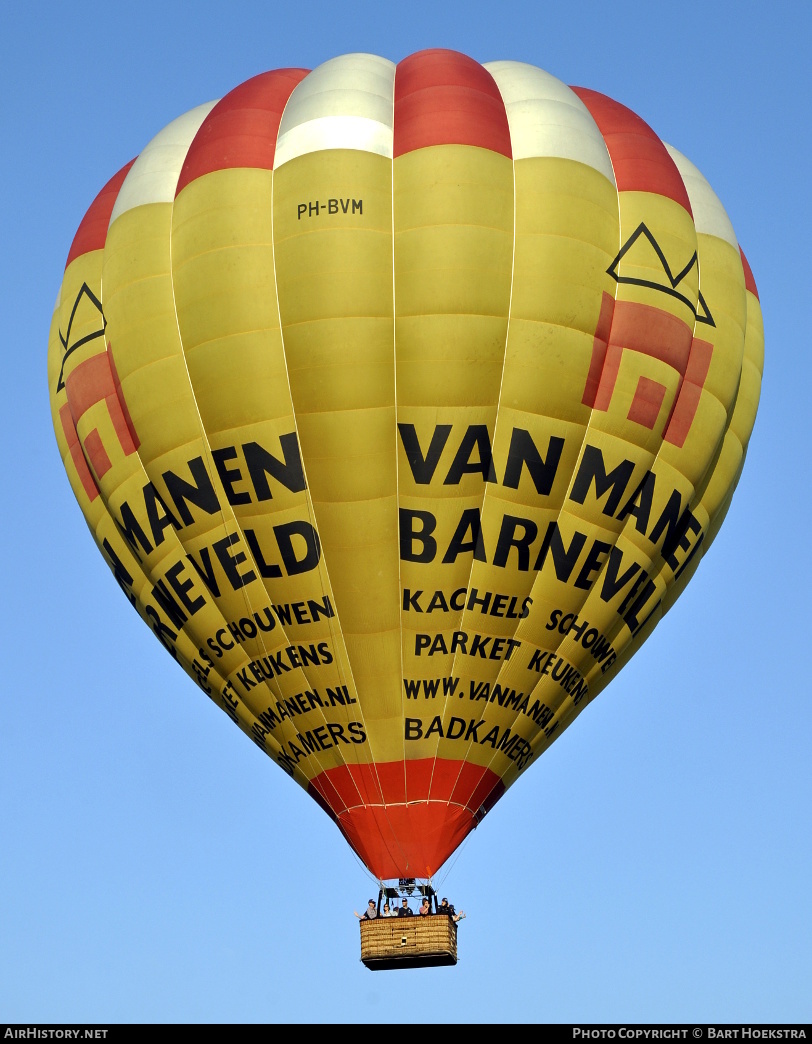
xmin=359 ymin=915 xmax=458 ymax=971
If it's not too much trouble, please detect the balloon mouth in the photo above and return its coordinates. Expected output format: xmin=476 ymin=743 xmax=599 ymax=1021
xmin=307 ymin=758 xmax=505 ymax=879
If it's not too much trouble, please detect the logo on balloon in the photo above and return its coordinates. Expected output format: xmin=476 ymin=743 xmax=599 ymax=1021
xmin=607 ymin=222 xmax=715 ymax=326
xmin=57 ymin=286 xmax=139 ymax=501
xmin=583 ymin=224 xmax=715 ymax=449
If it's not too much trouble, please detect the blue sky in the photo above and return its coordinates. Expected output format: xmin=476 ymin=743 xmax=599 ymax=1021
xmin=2 ymin=0 xmax=809 ymax=1025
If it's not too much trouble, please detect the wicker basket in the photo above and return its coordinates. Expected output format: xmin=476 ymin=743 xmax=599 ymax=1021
xmin=360 ymin=915 xmax=458 ymax=970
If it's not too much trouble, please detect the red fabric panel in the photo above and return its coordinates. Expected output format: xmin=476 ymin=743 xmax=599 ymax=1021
xmin=66 ymin=351 xmax=117 ymax=421
xmin=65 ymin=160 xmax=136 ymax=268
xmin=583 ymin=291 xmax=616 ymax=407
xmin=593 ymin=343 xmax=624 ymax=412
xmin=610 ymin=300 xmax=693 ymax=371
xmin=589 ymin=300 xmax=693 ymax=416
xmin=740 ymin=247 xmax=759 ymax=300
xmin=683 ymin=334 xmax=714 ymax=387
xmin=59 ymin=403 xmax=99 ymax=501
xmin=309 ymin=762 xmax=385 ymax=814
xmin=571 ymin=87 xmax=691 ymax=214
xmin=627 ymin=376 xmax=667 ymax=429
xmin=176 ymin=69 xmax=309 ymax=193
xmin=663 ymin=381 xmax=702 ymax=448
xmin=107 ymin=344 xmax=140 ymax=451
xmin=394 ymin=48 xmax=511 ymax=158
xmin=83 ymin=427 xmax=112 ymax=479
xmin=308 ymin=757 xmax=503 ymax=877
xmin=310 ymin=757 xmax=502 ymax=810
xmin=663 ymin=336 xmax=714 ymax=447
xmin=65 ymin=352 xmax=116 ymax=421
xmin=65 ymin=350 xmax=139 ymax=463
xmin=335 ymin=801 xmax=477 ymax=880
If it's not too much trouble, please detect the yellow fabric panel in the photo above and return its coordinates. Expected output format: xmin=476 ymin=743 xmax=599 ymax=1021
xmin=270 ymin=148 xmax=400 ymax=739
xmin=680 ymin=278 xmax=762 ymax=553
xmin=338 ymin=629 xmax=403 ymax=723
xmin=694 ymin=430 xmax=745 ymax=525
xmin=396 ymin=147 xmax=513 ymax=229
xmin=273 ymin=152 xmax=393 ymax=325
xmin=170 ymin=166 xmax=296 ymax=523
xmin=730 ymin=289 xmax=764 ymax=448
xmin=103 ymin=208 xmax=202 ymax=460
xmin=172 ymin=244 xmax=281 ymax=345
xmin=396 ymin=225 xmax=512 ymax=317
xmin=512 ymin=157 xmax=618 ymax=249
xmin=312 ymin=498 xmax=399 ymax=629
xmin=395 ymin=315 xmax=508 ymax=407
xmin=512 ymin=240 xmax=612 ymax=327
xmin=173 ymin=189 xmax=275 ymax=257
xmin=180 ymin=333 xmax=291 ymax=433
xmin=743 ymin=285 xmax=766 ymax=382
xmin=393 ymin=143 xmax=513 ymax=333
xmin=692 ymin=234 xmax=746 ymax=409
xmin=113 ymin=364 xmax=203 ymax=465
xmin=658 ymin=385 xmax=728 ymax=490
xmin=393 ymin=143 xmax=514 ymax=727
xmin=278 ymin=230 xmax=394 ymax=322
xmin=499 ymin=321 xmax=594 ymax=428
xmin=299 ymin=408 xmax=395 ymax=501
xmin=731 ymin=356 xmax=763 ymax=448
xmin=273 ymin=317 xmax=396 ymax=414
xmin=510 ymin=157 xmax=618 ymax=334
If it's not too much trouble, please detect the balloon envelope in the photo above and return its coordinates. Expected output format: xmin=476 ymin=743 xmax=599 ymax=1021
xmin=48 ymin=49 xmax=763 ymax=881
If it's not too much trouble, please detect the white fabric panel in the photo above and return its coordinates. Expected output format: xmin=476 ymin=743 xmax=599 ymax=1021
xmin=664 ymin=144 xmax=738 ymax=249
xmin=484 ymin=60 xmax=616 ymax=183
xmin=274 ymin=52 xmax=396 ymax=168
xmin=109 ymin=102 xmax=218 ymax=222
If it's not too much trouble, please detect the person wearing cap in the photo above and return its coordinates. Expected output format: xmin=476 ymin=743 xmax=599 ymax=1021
xmin=354 ymin=899 xmax=378 ymax=920
xmin=397 ymin=897 xmax=413 ymax=917
xmin=438 ymin=897 xmax=466 ymax=922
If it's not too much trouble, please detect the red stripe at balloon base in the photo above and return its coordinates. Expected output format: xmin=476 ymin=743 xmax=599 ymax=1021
xmin=308 ymin=758 xmax=505 ymax=880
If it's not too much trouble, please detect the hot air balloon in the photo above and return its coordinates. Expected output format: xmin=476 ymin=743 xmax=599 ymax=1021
xmin=48 ymin=49 xmax=763 ymax=937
